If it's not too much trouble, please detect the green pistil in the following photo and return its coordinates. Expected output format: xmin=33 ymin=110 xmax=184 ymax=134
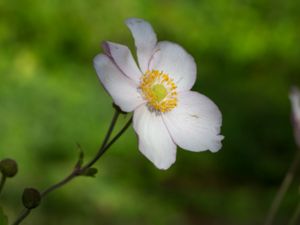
xmin=152 ymin=84 xmax=167 ymax=102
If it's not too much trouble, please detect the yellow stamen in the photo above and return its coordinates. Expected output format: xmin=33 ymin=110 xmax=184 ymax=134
xmin=140 ymin=70 xmax=177 ymax=112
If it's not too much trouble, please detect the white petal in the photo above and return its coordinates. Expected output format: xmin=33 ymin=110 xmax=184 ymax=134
xmin=93 ymin=54 xmax=144 ymax=112
xmin=149 ymin=41 xmax=197 ymax=92
xmin=290 ymin=87 xmax=300 ymax=123
xmin=125 ymin=18 xmax=157 ymax=73
xmin=163 ymin=91 xmax=223 ymax=152
xmin=290 ymin=87 xmax=300 ymax=147
xmin=102 ymin=41 xmax=142 ymax=84
xmin=133 ymin=104 xmax=176 ymax=170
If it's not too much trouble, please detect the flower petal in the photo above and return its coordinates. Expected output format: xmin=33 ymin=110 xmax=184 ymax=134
xmin=290 ymin=87 xmax=300 ymax=123
xmin=125 ymin=18 xmax=157 ymax=73
xmin=102 ymin=41 xmax=142 ymax=84
xmin=149 ymin=41 xmax=197 ymax=92
xmin=163 ymin=91 xmax=223 ymax=152
xmin=133 ymin=104 xmax=177 ymax=170
xmin=290 ymin=86 xmax=300 ymax=147
xmin=94 ymin=54 xmax=144 ymax=112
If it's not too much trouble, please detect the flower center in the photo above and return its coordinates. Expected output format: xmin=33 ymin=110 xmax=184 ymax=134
xmin=140 ymin=70 xmax=177 ymax=112
xmin=151 ymin=84 xmax=167 ymax=102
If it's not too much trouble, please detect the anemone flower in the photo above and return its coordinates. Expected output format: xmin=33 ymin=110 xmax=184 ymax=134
xmin=94 ymin=18 xmax=224 ymax=169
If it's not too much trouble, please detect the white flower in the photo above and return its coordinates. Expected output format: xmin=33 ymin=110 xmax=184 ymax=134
xmin=94 ymin=18 xmax=224 ymax=169
xmin=290 ymin=87 xmax=300 ymax=147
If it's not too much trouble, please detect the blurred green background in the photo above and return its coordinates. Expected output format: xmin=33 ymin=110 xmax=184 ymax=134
xmin=1 ymin=0 xmax=300 ymax=224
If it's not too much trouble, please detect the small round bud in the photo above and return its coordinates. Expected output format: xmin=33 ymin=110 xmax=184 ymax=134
xmin=0 ymin=158 xmax=18 ymax=177
xmin=22 ymin=188 xmax=41 ymax=209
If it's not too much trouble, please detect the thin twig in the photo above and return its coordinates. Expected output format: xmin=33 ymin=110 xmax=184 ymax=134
xmin=41 ymin=171 xmax=78 ymax=198
xmin=12 ymin=109 xmax=133 ymax=225
xmin=42 ymin=109 xmax=121 ymax=198
xmin=264 ymin=149 xmax=300 ymax=225
xmin=102 ymin=116 xmax=132 ymax=152
xmin=12 ymin=209 xmax=31 ymax=225
xmin=81 ymin=109 xmax=121 ymax=170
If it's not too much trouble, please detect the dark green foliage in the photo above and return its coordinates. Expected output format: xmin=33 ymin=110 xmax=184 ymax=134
xmin=0 ymin=207 xmax=8 ymax=225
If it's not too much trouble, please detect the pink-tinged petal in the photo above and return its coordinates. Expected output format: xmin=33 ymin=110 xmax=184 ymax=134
xmin=290 ymin=87 xmax=300 ymax=123
xmin=163 ymin=91 xmax=224 ymax=152
xmin=149 ymin=41 xmax=196 ymax=92
xmin=102 ymin=41 xmax=142 ymax=84
xmin=290 ymin=86 xmax=300 ymax=147
xmin=125 ymin=18 xmax=157 ymax=73
xmin=133 ymin=104 xmax=177 ymax=170
xmin=94 ymin=54 xmax=144 ymax=112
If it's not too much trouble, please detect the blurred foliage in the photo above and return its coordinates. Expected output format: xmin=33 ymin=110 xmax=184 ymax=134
xmin=0 ymin=207 xmax=8 ymax=225
xmin=0 ymin=0 xmax=300 ymax=224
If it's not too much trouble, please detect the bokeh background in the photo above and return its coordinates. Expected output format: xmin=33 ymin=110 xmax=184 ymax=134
xmin=1 ymin=0 xmax=300 ymax=224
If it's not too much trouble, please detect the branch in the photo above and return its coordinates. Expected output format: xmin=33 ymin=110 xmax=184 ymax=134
xmin=12 ymin=109 xmax=133 ymax=225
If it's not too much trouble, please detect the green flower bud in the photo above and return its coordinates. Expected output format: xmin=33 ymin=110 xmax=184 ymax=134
xmin=22 ymin=188 xmax=41 ymax=209
xmin=0 ymin=158 xmax=18 ymax=178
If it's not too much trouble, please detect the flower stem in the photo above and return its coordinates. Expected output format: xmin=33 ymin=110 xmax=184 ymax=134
xmin=81 ymin=109 xmax=122 ymax=170
xmin=264 ymin=149 xmax=300 ymax=225
xmin=288 ymin=199 xmax=300 ymax=225
xmin=99 ymin=116 xmax=133 ymax=156
xmin=41 ymin=170 xmax=79 ymax=198
xmin=0 ymin=173 xmax=6 ymax=196
xmin=41 ymin=108 xmax=121 ymax=198
xmin=11 ymin=209 xmax=31 ymax=225
xmin=12 ymin=109 xmax=133 ymax=225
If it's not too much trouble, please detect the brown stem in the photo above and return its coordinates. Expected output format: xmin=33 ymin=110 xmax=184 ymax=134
xmin=264 ymin=149 xmax=300 ymax=225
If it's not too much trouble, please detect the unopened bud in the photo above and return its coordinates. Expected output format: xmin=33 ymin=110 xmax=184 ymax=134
xmin=290 ymin=87 xmax=300 ymax=147
xmin=82 ymin=167 xmax=98 ymax=177
xmin=22 ymin=188 xmax=41 ymax=209
xmin=0 ymin=158 xmax=18 ymax=177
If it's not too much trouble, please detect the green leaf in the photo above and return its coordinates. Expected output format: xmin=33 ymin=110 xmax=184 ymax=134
xmin=0 ymin=207 xmax=8 ymax=225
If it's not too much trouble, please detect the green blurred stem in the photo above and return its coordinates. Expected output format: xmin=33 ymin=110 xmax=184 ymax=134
xmin=101 ymin=116 xmax=132 ymax=152
xmin=0 ymin=173 xmax=6 ymax=196
xmin=288 ymin=198 xmax=300 ymax=225
xmin=12 ymin=108 xmax=133 ymax=225
xmin=264 ymin=149 xmax=300 ymax=225
xmin=11 ymin=209 xmax=31 ymax=225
